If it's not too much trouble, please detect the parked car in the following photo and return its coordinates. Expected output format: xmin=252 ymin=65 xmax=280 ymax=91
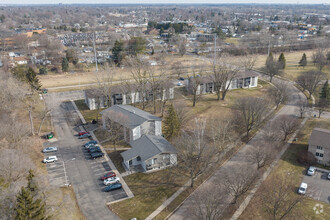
xmin=42 ymin=146 xmax=58 ymax=153
xmin=43 ymin=156 xmax=58 ymax=163
xmin=89 ymin=147 xmax=102 ymax=154
xmin=78 ymin=131 xmax=89 ymax=136
xmin=298 ymin=182 xmax=307 ymax=194
xmin=177 ymin=82 xmax=183 ymax=86
xmin=307 ymin=166 xmax=316 ymax=176
xmin=104 ymin=177 xmax=120 ymax=186
xmin=100 ymin=171 xmax=116 ymax=180
xmin=84 ymin=140 xmax=97 ymax=147
xmin=328 ymin=172 xmax=330 ymax=180
xmin=85 ymin=144 xmax=96 ymax=149
xmin=178 ymin=77 xmax=185 ymax=81
xmin=104 ymin=183 xmax=122 ymax=192
xmin=87 ymin=145 xmax=100 ymax=151
xmin=79 ymin=133 xmax=92 ymax=139
xmin=91 ymin=152 xmax=104 ymax=159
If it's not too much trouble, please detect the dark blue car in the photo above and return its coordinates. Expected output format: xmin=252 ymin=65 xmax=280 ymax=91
xmin=84 ymin=140 xmax=97 ymax=147
xmin=104 ymin=183 xmax=122 ymax=192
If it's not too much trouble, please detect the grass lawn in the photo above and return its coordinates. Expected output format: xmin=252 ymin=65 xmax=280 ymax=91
xmin=239 ymin=118 xmax=330 ymax=220
xmin=110 ymin=168 xmax=189 ymax=220
xmin=74 ymin=99 xmax=103 ymax=123
xmin=106 ymin=150 xmax=126 ymax=173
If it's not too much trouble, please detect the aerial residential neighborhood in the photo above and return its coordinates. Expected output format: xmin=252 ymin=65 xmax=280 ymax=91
xmin=0 ymin=1 xmax=329 ymax=220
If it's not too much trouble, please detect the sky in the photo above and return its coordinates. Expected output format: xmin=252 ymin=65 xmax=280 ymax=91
xmin=0 ymin=0 xmax=329 ymax=5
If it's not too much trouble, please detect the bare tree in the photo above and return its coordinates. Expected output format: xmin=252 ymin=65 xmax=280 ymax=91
xmin=258 ymin=173 xmax=303 ymax=220
xmin=223 ymin=165 xmax=258 ymax=204
xmin=267 ymin=82 xmax=289 ymax=109
xmin=296 ymin=70 xmax=324 ymax=99
xmin=189 ymin=66 xmax=204 ymax=107
xmin=212 ymin=62 xmax=240 ymax=100
xmin=190 ymin=184 xmax=228 ymax=220
xmin=175 ymin=118 xmax=220 ymax=187
xmin=316 ymin=98 xmax=328 ymax=118
xmin=178 ymin=38 xmax=187 ymax=56
xmin=312 ymin=49 xmax=328 ymax=71
xmin=125 ymin=56 xmax=149 ymax=110
xmin=297 ymin=100 xmax=309 ymax=119
xmin=95 ymin=66 xmax=115 ymax=108
xmin=240 ymin=54 xmax=258 ymax=71
xmin=247 ymin=143 xmax=275 ymax=169
xmin=234 ymin=97 xmax=270 ymax=139
xmin=275 ymin=115 xmax=300 ymax=141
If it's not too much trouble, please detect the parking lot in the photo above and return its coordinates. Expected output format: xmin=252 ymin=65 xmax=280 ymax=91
xmin=80 ymin=145 xmax=127 ymax=201
xmin=302 ymin=168 xmax=330 ymax=204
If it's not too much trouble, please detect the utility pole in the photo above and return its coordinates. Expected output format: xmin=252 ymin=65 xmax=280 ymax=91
xmin=214 ymin=33 xmax=217 ymax=64
xmin=93 ymin=32 xmax=98 ymax=72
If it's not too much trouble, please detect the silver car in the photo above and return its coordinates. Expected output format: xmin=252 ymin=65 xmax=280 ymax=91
xmin=42 ymin=146 xmax=58 ymax=153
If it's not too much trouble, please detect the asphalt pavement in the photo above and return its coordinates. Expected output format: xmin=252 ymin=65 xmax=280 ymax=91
xmin=44 ymin=92 xmax=123 ymax=220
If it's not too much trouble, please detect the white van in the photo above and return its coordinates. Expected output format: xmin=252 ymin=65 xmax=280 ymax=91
xmin=298 ymin=182 xmax=307 ymax=195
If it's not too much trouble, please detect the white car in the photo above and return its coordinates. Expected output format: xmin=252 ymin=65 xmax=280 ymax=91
xmin=43 ymin=156 xmax=58 ymax=163
xmin=298 ymin=182 xmax=307 ymax=195
xmin=104 ymin=177 xmax=120 ymax=186
xmin=177 ymin=82 xmax=183 ymax=86
xmin=42 ymin=146 xmax=58 ymax=153
xmin=307 ymin=166 xmax=316 ymax=176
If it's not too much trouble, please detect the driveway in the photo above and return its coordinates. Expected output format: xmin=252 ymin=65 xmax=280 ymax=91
xmin=169 ymin=75 xmax=307 ymax=220
xmin=44 ymin=92 xmax=122 ymax=220
xmin=302 ymin=168 xmax=330 ymax=204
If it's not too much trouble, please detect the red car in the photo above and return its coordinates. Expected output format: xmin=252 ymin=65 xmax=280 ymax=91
xmin=78 ymin=131 xmax=89 ymax=136
xmin=100 ymin=172 xmax=116 ymax=180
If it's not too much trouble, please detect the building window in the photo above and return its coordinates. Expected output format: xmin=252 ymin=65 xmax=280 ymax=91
xmin=316 ymin=152 xmax=324 ymax=157
xmin=136 ymin=156 xmax=141 ymax=161
xmin=317 ymin=146 xmax=323 ymax=150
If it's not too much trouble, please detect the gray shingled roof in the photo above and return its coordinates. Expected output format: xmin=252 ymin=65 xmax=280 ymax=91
xmin=121 ymin=134 xmax=177 ymax=162
xmin=308 ymin=128 xmax=330 ymax=148
xmin=189 ymin=70 xmax=258 ymax=84
xmin=100 ymin=105 xmax=161 ymax=129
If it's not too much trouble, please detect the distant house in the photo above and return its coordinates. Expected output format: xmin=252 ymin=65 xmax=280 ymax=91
xmin=101 ymin=105 xmax=177 ymax=172
xmin=84 ymin=81 xmax=174 ymax=110
xmin=100 ymin=105 xmax=162 ymax=142
xmin=144 ymin=28 xmax=159 ymax=35
xmin=186 ymin=70 xmax=258 ymax=95
xmin=121 ymin=134 xmax=177 ymax=172
xmin=13 ymin=57 xmax=28 ymax=65
xmin=308 ymin=128 xmax=330 ymax=166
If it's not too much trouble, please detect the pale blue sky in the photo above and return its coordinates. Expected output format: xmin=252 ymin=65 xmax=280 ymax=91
xmin=0 ymin=0 xmax=329 ymax=5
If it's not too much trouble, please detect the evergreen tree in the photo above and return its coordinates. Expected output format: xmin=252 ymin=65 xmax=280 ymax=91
xmin=26 ymin=67 xmax=41 ymax=91
xmin=61 ymin=57 xmax=69 ymax=72
xmin=15 ymin=187 xmax=47 ymax=220
xmin=112 ymin=40 xmax=124 ymax=65
xmin=299 ymin=53 xmax=307 ymax=68
xmin=266 ymin=52 xmax=273 ymax=69
xmin=278 ymin=52 xmax=286 ymax=69
xmin=27 ymin=169 xmax=38 ymax=197
xmin=320 ymin=80 xmax=330 ymax=101
xmin=163 ymin=104 xmax=181 ymax=141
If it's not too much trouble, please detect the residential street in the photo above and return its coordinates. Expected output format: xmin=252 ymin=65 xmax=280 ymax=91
xmin=44 ymin=91 xmax=122 ymax=220
xmin=168 ymin=75 xmax=307 ymax=220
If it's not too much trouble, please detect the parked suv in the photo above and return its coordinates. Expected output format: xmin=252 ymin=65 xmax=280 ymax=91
xmin=307 ymin=166 xmax=316 ymax=176
xmin=104 ymin=183 xmax=122 ymax=192
xmin=43 ymin=156 xmax=58 ymax=163
xmin=91 ymin=152 xmax=104 ymax=159
xmin=298 ymin=182 xmax=307 ymax=195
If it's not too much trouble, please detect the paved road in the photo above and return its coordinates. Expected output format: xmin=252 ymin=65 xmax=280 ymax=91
xmin=168 ymin=75 xmax=306 ymax=220
xmin=44 ymin=91 xmax=122 ymax=220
